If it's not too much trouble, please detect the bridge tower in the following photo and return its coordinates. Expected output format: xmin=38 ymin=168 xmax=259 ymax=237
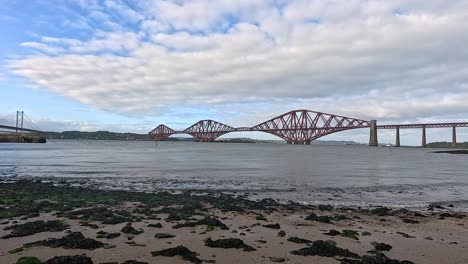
xmin=16 ymin=111 xmax=24 ymax=135
xmin=369 ymin=120 xmax=378 ymax=146
xmin=452 ymin=126 xmax=457 ymax=147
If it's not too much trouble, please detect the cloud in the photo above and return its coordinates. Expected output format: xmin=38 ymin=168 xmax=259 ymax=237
xmin=6 ymin=0 xmax=468 ymax=128
xmin=28 ymin=117 xmax=152 ymax=134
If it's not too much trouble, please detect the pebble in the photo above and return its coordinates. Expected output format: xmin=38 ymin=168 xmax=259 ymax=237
xmin=269 ymin=257 xmax=285 ymax=262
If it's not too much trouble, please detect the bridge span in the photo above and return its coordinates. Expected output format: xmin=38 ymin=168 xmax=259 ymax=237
xmin=149 ymin=109 xmax=467 ymax=147
xmin=0 ymin=111 xmax=46 ymax=143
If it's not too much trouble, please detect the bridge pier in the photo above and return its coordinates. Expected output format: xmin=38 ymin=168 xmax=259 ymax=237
xmin=395 ymin=127 xmax=400 ymax=147
xmin=452 ymin=126 xmax=457 ymax=147
xmin=421 ymin=126 xmax=426 ymax=147
xmin=369 ymin=120 xmax=378 ymax=146
xmin=287 ymin=141 xmax=292 ymax=144
xmin=305 ymin=140 xmax=311 ymax=145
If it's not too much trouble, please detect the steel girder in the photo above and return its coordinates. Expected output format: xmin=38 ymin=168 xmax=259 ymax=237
xmin=148 ymin=124 xmax=176 ymax=141
xmin=251 ymin=110 xmax=370 ymax=143
xmin=183 ymin=120 xmax=235 ymax=142
xmin=148 ymin=109 xmax=467 ymax=143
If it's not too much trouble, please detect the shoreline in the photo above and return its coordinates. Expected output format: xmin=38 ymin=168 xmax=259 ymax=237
xmin=3 ymin=176 xmax=467 ymax=213
xmin=1 ymin=180 xmax=467 ymax=264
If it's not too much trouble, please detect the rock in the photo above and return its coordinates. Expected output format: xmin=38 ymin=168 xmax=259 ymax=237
xmin=323 ymin=229 xmax=359 ymax=240
xmin=148 ymin=223 xmax=162 ymax=228
xmin=129 ymin=243 xmax=146 ymax=247
xmin=263 ymin=223 xmax=281 ymax=229
xmin=440 ymin=212 xmax=465 ymax=219
xmin=154 ymin=233 xmax=176 ymax=239
xmin=318 ymin=205 xmax=334 ymax=211
xmin=16 ymin=257 xmax=42 ymax=264
xmin=370 ymin=207 xmax=392 ymax=216
xmin=172 ymin=217 xmax=228 ymax=230
xmin=256 ymin=214 xmax=267 ymax=221
xmin=397 ymin=208 xmax=409 ymax=214
xmin=361 ymin=231 xmax=371 ymax=236
xmin=204 ymin=238 xmax=256 ymax=251
xmin=428 ymin=203 xmax=444 ymax=210
xmin=372 ymin=242 xmax=392 ymax=251
xmin=25 ymin=232 xmax=105 ymax=249
xmin=413 ymin=212 xmax=425 ymax=217
xmin=340 ymin=252 xmax=414 ymax=264
xmin=120 ymin=225 xmax=143 ymax=235
xmin=291 ymin=240 xmax=360 ymax=258
xmin=255 ymin=240 xmax=267 ymax=243
xmin=3 ymin=220 xmax=69 ymax=238
xmin=304 ymin=213 xmax=348 ymax=223
xmin=9 ymin=247 xmax=25 ymax=254
xmin=43 ymin=255 xmax=94 ymax=264
xmin=81 ymin=222 xmax=99 ymax=229
xmin=258 ymin=198 xmax=278 ymax=207
xmin=305 ymin=213 xmax=332 ymax=223
xmin=106 ymin=233 xmax=121 ymax=239
xmin=269 ymin=257 xmax=286 ymax=262
xmin=287 ymin=236 xmax=312 ymax=244
xmin=341 ymin=230 xmax=359 ymax=240
xmin=401 ymin=218 xmax=419 ymax=224
xmin=151 ymin=245 xmax=202 ymax=264
xmin=278 ymin=230 xmax=286 ymax=237
xmin=323 ymin=230 xmax=341 ymax=236
xmin=61 ymin=207 xmax=134 ymax=225
xmin=424 ymin=237 xmax=433 ymax=240
xmin=396 ymin=232 xmax=415 ymax=238
xmin=122 ymin=261 xmax=148 ymax=264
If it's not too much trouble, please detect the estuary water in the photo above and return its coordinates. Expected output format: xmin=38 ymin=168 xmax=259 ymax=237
xmin=1 ymin=140 xmax=467 ymax=210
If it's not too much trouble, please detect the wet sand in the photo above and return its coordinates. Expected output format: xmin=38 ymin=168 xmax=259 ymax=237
xmin=1 ymin=181 xmax=468 ymax=264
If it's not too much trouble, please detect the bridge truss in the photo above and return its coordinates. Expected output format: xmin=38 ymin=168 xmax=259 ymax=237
xmin=149 ymin=109 xmax=371 ymax=144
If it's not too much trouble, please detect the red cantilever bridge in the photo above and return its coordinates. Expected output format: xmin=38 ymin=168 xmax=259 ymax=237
xmin=149 ymin=109 xmax=467 ymax=147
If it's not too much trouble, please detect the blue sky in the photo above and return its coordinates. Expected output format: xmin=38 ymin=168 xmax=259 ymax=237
xmin=1 ymin=0 xmax=468 ymax=144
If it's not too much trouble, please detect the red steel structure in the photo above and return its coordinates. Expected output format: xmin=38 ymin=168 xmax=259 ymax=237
xmin=149 ymin=109 xmax=370 ymax=144
xmin=251 ymin=110 xmax=370 ymax=144
xmin=149 ymin=109 xmax=468 ymax=146
xmin=149 ymin=125 xmax=176 ymax=141
xmin=376 ymin=122 xmax=468 ymax=129
xmin=184 ymin=120 xmax=235 ymax=142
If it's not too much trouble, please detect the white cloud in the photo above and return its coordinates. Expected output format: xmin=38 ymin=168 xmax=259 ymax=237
xmin=104 ymin=0 xmax=144 ymax=23
xmin=7 ymin=0 xmax=468 ymax=129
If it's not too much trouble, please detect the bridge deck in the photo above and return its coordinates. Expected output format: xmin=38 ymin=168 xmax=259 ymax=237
xmin=0 ymin=125 xmax=43 ymax=133
xmin=377 ymin=122 xmax=468 ymax=129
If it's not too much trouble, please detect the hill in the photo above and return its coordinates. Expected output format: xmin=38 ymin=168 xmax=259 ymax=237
xmin=427 ymin=141 xmax=468 ymax=148
xmin=46 ymin=131 xmax=364 ymax=145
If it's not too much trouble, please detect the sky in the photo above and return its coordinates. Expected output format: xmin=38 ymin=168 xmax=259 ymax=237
xmin=1 ymin=0 xmax=467 ymax=145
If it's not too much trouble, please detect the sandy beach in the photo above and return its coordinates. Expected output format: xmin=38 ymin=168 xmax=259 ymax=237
xmin=1 ymin=181 xmax=467 ymax=264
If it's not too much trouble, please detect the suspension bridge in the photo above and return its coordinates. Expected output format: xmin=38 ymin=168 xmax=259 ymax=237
xmin=0 ymin=111 xmax=46 ymax=143
xmin=149 ymin=109 xmax=468 ymax=147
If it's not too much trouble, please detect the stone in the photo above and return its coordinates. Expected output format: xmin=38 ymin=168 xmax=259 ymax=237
xmin=269 ymin=257 xmax=286 ymax=262
xmin=43 ymin=255 xmax=94 ymax=264
xmin=154 ymin=233 xmax=176 ymax=239
xmin=204 ymin=238 xmax=256 ymax=252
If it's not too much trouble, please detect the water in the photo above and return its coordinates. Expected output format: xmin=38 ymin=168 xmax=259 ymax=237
xmin=1 ymin=140 xmax=467 ymax=210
